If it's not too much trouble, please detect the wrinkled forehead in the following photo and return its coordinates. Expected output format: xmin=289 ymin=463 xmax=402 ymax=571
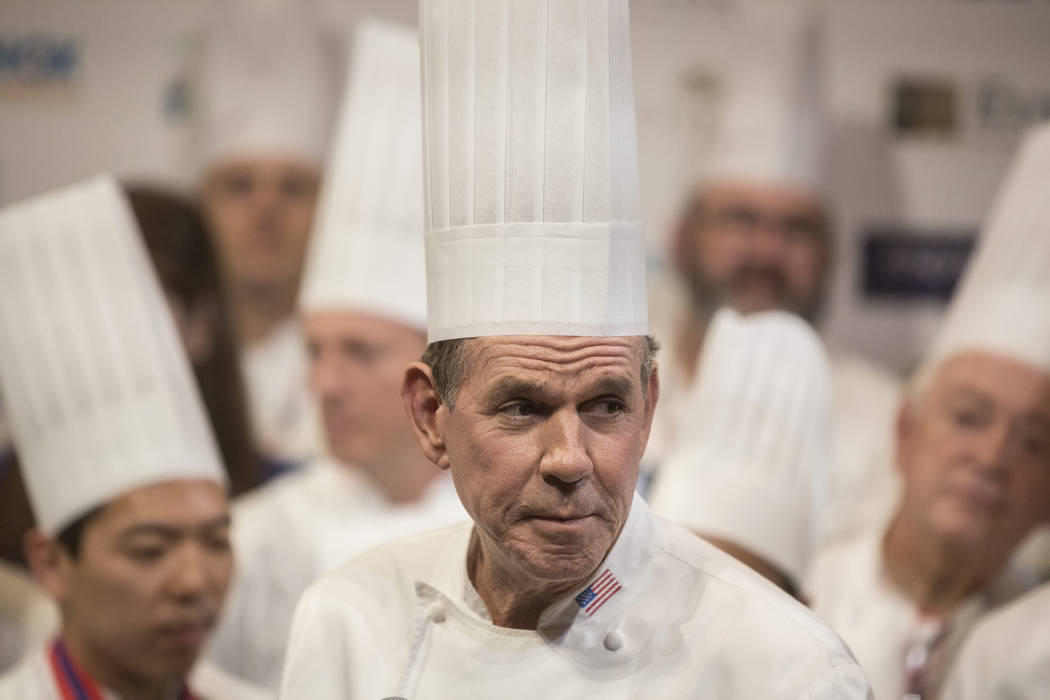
xmin=464 ymin=335 xmax=644 ymax=392
xmin=929 ymin=351 xmax=1050 ymax=416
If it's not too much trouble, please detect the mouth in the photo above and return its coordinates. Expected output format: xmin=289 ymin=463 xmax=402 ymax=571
xmin=156 ymin=620 xmax=212 ymax=648
xmin=947 ymin=482 xmax=1005 ymax=515
xmin=525 ymin=513 xmax=597 ymax=529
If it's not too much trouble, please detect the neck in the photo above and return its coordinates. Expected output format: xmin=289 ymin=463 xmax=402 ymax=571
xmin=882 ymin=511 xmax=999 ymax=615
xmin=353 ymin=448 xmax=442 ymax=505
xmin=231 ymin=282 xmax=297 ymax=346
xmin=467 ymin=530 xmax=586 ymax=630
xmin=59 ymin=630 xmax=185 ymax=700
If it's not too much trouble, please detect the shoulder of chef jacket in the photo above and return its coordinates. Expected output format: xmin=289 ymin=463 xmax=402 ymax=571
xmin=0 ymin=646 xmax=268 ymax=700
xmin=279 ymin=495 xmax=871 ymax=700
xmin=939 ymin=583 xmax=1050 ymax=700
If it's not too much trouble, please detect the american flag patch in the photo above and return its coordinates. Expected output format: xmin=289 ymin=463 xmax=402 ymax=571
xmin=574 ymin=568 xmax=622 ymax=616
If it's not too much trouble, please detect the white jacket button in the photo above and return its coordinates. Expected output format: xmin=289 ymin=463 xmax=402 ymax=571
xmin=603 ymin=629 xmax=624 ymax=651
xmin=425 ymin=601 xmax=447 ymax=623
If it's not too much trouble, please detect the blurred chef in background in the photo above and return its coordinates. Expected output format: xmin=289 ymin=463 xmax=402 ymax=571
xmin=807 ymin=123 xmax=1050 ymax=700
xmin=205 ymin=20 xmax=465 ymax=692
xmin=649 ymin=307 xmax=832 ymax=596
xmin=0 ymin=186 xmax=267 ymax=574
xmin=0 ymin=177 xmax=261 ymax=699
xmin=193 ymin=0 xmax=338 ymax=468
xmin=655 ymin=0 xmax=901 ymax=546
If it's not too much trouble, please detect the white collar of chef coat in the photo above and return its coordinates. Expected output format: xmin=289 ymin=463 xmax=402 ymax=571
xmin=412 ymin=492 xmax=658 ymax=665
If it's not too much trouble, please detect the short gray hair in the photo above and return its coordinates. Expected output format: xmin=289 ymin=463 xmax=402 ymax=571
xmin=421 ymin=336 xmax=660 ymax=410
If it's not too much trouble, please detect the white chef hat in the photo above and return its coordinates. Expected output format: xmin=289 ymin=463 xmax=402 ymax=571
xmin=420 ymin=0 xmax=648 ymax=341
xmin=0 ymin=176 xmax=226 ymax=534
xmin=702 ymin=0 xmax=825 ymax=197
xmin=298 ymin=19 xmax=426 ymax=330
xmin=924 ymin=123 xmax=1050 ymax=377
xmin=649 ymin=307 xmax=831 ymax=584
xmin=193 ymin=0 xmax=338 ymax=173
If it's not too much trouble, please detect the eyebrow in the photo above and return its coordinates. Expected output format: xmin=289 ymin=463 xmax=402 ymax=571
xmin=117 ymin=514 xmax=231 ymax=541
xmin=483 ymin=374 xmax=635 ymax=407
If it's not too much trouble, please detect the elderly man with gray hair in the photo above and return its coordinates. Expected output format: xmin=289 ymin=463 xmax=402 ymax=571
xmin=807 ymin=123 xmax=1050 ymax=700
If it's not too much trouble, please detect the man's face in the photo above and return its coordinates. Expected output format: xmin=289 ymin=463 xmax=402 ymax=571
xmin=55 ymin=480 xmax=231 ymax=681
xmin=306 ymin=310 xmax=427 ymax=470
xmin=897 ymin=352 xmax=1050 ymax=556
xmin=201 ymin=158 xmax=320 ymax=295
xmin=676 ymin=181 xmax=829 ymax=318
xmin=436 ymin=336 xmax=657 ymax=585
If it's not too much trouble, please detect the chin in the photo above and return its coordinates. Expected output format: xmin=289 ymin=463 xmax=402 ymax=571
xmin=928 ymin=509 xmax=996 ymax=551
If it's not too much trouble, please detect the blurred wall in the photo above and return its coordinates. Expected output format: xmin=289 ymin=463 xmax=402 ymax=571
xmin=632 ymin=0 xmax=1050 ymax=373
xmin=2 ymin=0 xmax=1049 ymax=372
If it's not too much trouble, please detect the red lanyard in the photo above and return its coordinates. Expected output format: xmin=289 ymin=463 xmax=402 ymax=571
xmin=48 ymin=640 xmax=197 ymax=700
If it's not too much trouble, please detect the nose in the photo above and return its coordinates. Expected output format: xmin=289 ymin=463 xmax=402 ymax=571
xmin=166 ymin=543 xmax=212 ymax=602
xmin=751 ymin=221 xmax=789 ymax=260
xmin=248 ymin=176 xmax=282 ymax=215
xmin=538 ymin=410 xmax=593 ymax=490
xmin=309 ymin=352 xmax=348 ymax=400
xmin=971 ymin=419 xmax=1012 ymax=481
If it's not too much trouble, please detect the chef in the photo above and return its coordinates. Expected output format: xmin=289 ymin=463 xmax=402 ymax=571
xmin=0 ymin=177 xmax=263 ymax=699
xmin=193 ymin=0 xmax=337 ymax=467
xmin=656 ymin=0 xmax=901 ymax=544
xmin=806 ymin=123 xmax=1050 ymax=700
xmin=649 ymin=307 xmax=832 ymax=597
xmin=939 ymin=582 xmax=1050 ymax=700
xmin=205 ymin=20 xmax=466 ymax=691
xmin=277 ymin=2 xmax=871 ymax=698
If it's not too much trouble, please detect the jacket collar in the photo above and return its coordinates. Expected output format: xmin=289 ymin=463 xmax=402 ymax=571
xmin=415 ymin=493 xmax=659 ymax=660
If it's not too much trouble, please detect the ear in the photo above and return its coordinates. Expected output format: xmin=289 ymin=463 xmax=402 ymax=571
xmin=401 ymin=362 xmax=450 ymax=470
xmin=893 ymin=398 xmax=915 ymax=477
xmin=24 ymin=529 xmax=72 ymax=602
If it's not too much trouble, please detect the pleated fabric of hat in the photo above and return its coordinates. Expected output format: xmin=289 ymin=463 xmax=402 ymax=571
xmin=0 ymin=177 xmax=226 ymax=534
xmin=648 ymin=308 xmax=831 ymax=584
xmin=925 ymin=123 xmax=1050 ymax=377
xmin=299 ymin=19 xmax=427 ymax=330
xmin=194 ymin=0 xmax=338 ymax=172
xmin=703 ymin=0 xmax=825 ymax=197
xmin=420 ymin=0 xmax=648 ymax=341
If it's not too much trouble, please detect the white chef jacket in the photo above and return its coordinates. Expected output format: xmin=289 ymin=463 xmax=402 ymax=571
xmin=206 ymin=459 xmax=467 ymax=690
xmin=0 ymin=563 xmax=57 ymax=673
xmin=0 ymin=644 xmax=266 ymax=700
xmin=279 ymin=495 xmax=872 ymax=700
xmin=643 ymin=347 xmax=901 ymax=547
xmin=807 ymin=525 xmax=1030 ymax=700
xmin=241 ymin=318 xmax=320 ymax=466
xmin=939 ymin=583 xmax=1050 ymax=700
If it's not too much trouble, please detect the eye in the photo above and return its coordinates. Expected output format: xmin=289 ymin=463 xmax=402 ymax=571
xmin=499 ymin=401 xmax=540 ymax=418
xmin=1019 ymin=431 xmax=1050 ymax=461
xmin=221 ymin=174 xmax=253 ymax=198
xmin=204 ymin=533 xmax=232 ymax=554
xmin=281 ymin=176 xmax=314 ymax=199
xmin=719 ymin=206 xmax=760 ymax=232
xmin=783 ymin=217 xmax=822 ymax=242
xmin=125 ymin=546 xmax=167 ymax=564
xmin=583 ymin=397 xmax=627 ymax=417
xmin=951 ymin=408 xmax=985 ymax=429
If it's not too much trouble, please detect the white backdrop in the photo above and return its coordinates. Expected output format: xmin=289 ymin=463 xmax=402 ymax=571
xmin=2 ymin=0 xmax=1049 ymax=372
